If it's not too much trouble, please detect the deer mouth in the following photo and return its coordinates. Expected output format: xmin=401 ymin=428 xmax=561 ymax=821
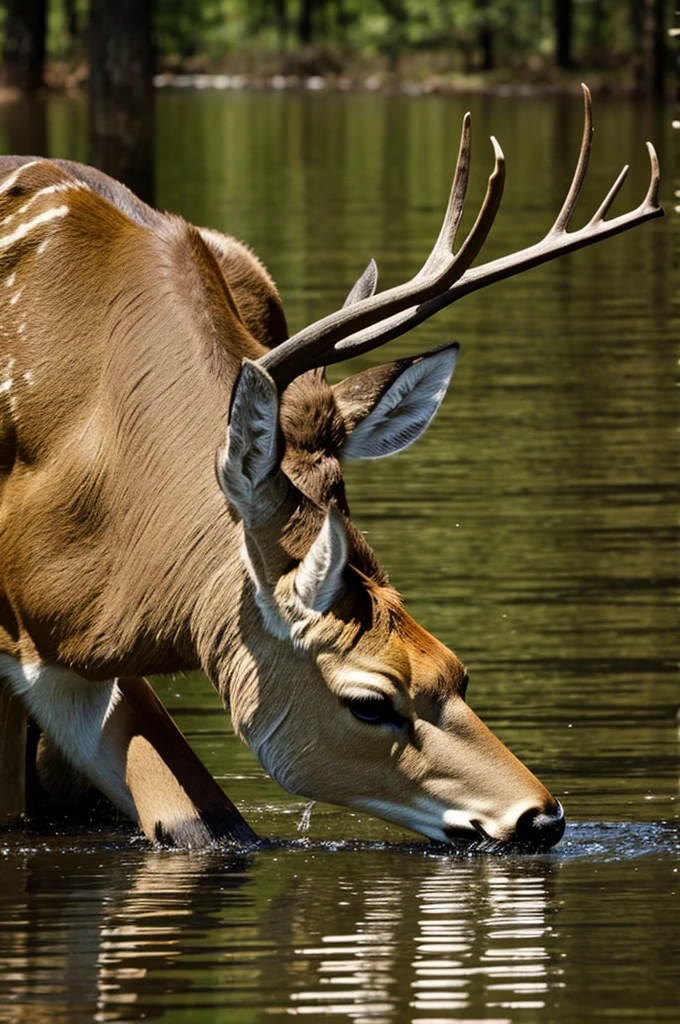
xmin=443 ymin=803 xmax=566 ymax=853
xmin=442 ymin=819 xmax=494 ymax=850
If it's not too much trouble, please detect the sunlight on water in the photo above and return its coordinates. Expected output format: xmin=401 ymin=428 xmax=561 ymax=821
xmin=279 ymin=861 xmax=555 ymax=1019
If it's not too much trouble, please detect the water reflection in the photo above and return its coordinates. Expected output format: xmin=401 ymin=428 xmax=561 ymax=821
xmin=274 ymin=854 xmax=558 ymax=1021
xmin=0 ymin=837 xmax=562 ymax=1023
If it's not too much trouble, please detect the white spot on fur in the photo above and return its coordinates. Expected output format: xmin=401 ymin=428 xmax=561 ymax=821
xmin=4 ymin=272 xmax=15 ymax=288
xmin=0 ymin=204 xmax=69 ymax=250
xmin=18 ymin=182 xmax=82 ymax=214
xmin=330 ymin=668 xmax=397 ymax=701
xmin=295 ymin=506 xmax=348 ymax=613
xmin=442 ymin=806 xmax=476 ymax=830
xmin=0 ymin=356 xmax=15 ymax=396
xmin=0 ymin=162 xmax=40 ymax=195
xmin=9 ymin=289 xmax=22 ymax=305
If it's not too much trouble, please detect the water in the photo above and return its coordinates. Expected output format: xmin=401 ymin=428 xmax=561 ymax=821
xmin=0 ymin=89 xmax=678 ymax=1022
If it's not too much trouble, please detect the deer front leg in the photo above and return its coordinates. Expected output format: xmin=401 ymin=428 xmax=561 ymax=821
xmin=113 ymin=676 xmax=258 ymax=845
xmin=0 ymin=658 xmax=257 ymax=846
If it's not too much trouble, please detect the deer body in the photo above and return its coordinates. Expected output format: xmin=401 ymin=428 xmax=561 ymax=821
xmin=0 ymin=90 xmax=662 ymax=849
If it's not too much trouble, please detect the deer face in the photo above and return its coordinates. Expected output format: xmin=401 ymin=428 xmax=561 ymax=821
xmin=210 ymin=86 xmax=664 ymax=850
xmin=217 ymin=354 xmax=564 ymax=851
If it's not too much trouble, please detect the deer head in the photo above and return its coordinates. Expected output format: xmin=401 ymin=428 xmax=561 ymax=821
xmin=213 ymin=86 xmax=661 ymax=850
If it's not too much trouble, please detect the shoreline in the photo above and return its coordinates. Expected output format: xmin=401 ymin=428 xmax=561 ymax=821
xmin=0 ymin=62 xmax=662 ymax=104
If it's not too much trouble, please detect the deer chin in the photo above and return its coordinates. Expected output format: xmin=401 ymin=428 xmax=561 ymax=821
xmin=342 ymin=795 xmax=565 ymax=853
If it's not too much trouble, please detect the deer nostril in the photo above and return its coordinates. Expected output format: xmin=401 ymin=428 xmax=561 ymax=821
xmin=515 ymin=800 xmax=565 ymax=850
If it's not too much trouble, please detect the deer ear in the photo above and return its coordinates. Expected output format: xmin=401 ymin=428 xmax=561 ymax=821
xmin=343 ymin=258 xmax=378 ymax=307
xmin=333 ymin=342 xmax=458 ymax=462
xmin=295 ymin=505 xmax=348 ymax=613
xmin=217 ymin=359 xmax=288 ymax=528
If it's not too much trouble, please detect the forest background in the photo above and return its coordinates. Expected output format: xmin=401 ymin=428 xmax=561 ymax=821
xmin=0 ymin=0 xmax=675 ymax=100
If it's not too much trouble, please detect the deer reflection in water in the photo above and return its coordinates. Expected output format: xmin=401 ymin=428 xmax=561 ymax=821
xmin=0 ymin=838 xmax=560 ymax=1022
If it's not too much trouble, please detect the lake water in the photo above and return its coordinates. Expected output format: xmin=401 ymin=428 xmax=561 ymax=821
xmin=0 ymin=88 xmax=678 ymax=1023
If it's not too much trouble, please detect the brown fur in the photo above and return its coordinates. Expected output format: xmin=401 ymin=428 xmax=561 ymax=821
xmin=0 ymin=158 xmax=558 ymax=847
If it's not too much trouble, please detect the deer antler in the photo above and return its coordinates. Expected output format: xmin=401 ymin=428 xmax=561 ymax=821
xmin=258 ymin=84 xmax=663 ymax=392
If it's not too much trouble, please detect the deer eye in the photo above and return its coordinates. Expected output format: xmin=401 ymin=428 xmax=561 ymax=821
xmin=347 ymin=695 xmax=408 ymax=728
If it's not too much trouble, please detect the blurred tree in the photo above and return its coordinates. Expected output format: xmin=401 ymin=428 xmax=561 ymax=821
xmin=631 ymin=0 xmax=666 ymax=95
xmin=89 ymin=0 xmax=155 ymax=203
xmin=272 ymin=0 xmax=289 ymax=51
xmin=476 ymin=0 xmax=494 ymax=71
xmin=63 ymin=0 xmax=80 ymax=49
xmin=0 ymin=0 xmax=672 ymax=98
xmin=554 ymin=0 xmax=573 ymax=68
xmin=297 ymin=0 xmax=316 ymax=44
xmin=377 ymin=0 xmax=409 ymax=69
xmin=0 ymin=0 xmax=47 ymax=93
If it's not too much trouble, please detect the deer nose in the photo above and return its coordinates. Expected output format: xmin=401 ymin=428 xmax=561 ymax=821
xmin=514 ymin=800 xmax=565 ymax=850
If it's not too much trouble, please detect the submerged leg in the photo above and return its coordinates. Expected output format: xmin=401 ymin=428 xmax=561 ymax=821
xmin=115 ymin=676 xmax=258 ymax=846
xmin=0 ymin=675 xmax=27 ymax=822
xmin=0 ymin=658 xmax=257 ymax=846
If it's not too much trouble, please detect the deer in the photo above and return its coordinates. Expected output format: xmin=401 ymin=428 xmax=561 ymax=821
xmin=0 ymin=86 xmax=662 ymax=851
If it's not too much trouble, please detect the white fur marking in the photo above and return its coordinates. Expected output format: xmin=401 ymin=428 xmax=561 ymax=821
xmin=0 ymin=162 xmax=40 ymax=195
xmin=0 ymin=356 xmax=15 ymax=396
xmin=0 ymin=656 xmax=137 ymax=820
xmin=0 ymin=205 xmax=69 ymax=250
xmin=4 ymin=272 xmax=15 ymax=287
xmin=295 ymin=506 xmax=348 ymax=613
xmin=17 ymin=183 xmax=82 ymax=215
xmin=331 ymin=669 xmax=397 ymax=701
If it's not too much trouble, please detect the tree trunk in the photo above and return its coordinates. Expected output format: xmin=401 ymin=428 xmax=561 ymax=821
xmin=587 ymin=0 xmax=607 ymax=60
xmin=554 ymin=0 xmax=574 ymax=69
xmin=631 ymin=0 xmax=667 ymax=96
xmin=0 ymin=0 xmax=47 ymax=94
xmin=64 ymin=0 xmax=80 ymax=48
xmin=88 ymin=0 xmax=155 ymax=205
xmin=272 ymin=0 xmax=288 ymax=52
xmin=476 ymin=0 xmax=494 ymax=71
xmin=650 ymin=0 xmax=665 ymax=96
xmin=298 ymin=0 xmax=314 ymax=45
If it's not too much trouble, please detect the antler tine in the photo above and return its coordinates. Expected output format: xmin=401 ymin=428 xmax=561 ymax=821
xmin=589 ymin=164 xmax=629 ymax=225
xmin=323 ymin=90 xmax=663 ymax=357
xmin=643 ymin=140 xmax=661 ymax=210
xmin=551 ymin=83 xmax=593 ymax=234
xmin=257 ymin=87 xmax=662 ymax=393
xmin=418 ymin=112 xmax=472 ymax=277
xmin=438 ymin=136 xmax=505 ymax=282
xmin=343 ymin=258 xmax=379 ymax=307
xmin=258 ymin=112 xmax=505 ymax=392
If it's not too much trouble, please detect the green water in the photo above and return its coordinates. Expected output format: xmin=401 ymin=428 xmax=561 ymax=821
xmin=0 ymin=89 xmax=678 ymax=1023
